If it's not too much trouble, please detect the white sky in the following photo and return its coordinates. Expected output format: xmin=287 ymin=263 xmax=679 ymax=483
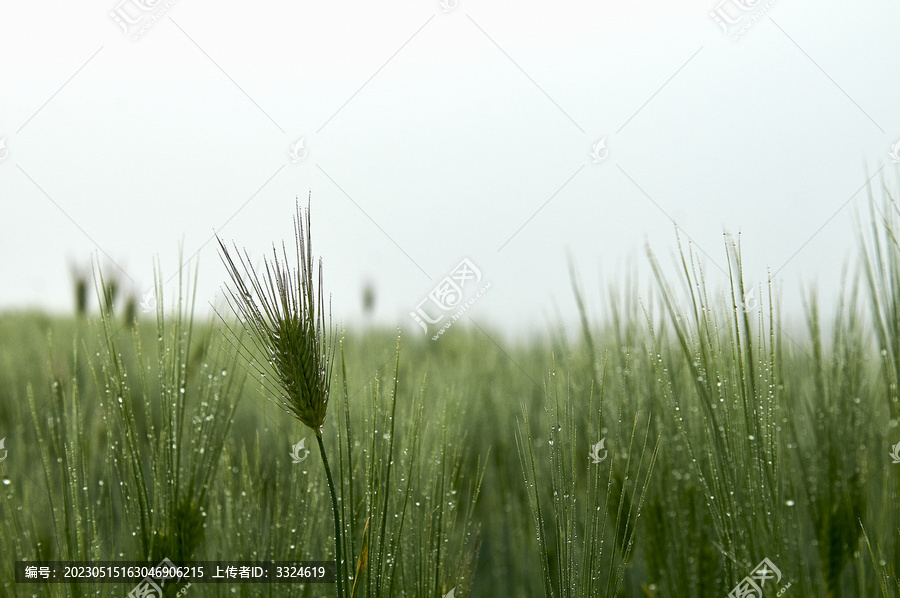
xmin=2 ymin=1 xmax=899 ymax=343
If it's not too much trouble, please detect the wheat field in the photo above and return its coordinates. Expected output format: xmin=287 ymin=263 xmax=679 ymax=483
xmin=1 ymin=195 xmax=899 ymax=597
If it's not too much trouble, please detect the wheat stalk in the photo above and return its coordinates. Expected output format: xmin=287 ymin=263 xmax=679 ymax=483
xmin=217 ymin=197 xmax=344 ymax=597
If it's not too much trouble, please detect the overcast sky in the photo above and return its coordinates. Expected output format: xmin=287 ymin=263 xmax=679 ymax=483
xmin=2 ymin=0 xmax=899 ymax=343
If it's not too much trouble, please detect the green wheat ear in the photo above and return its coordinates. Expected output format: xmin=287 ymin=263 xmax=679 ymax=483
xmin=217 ymin=197 xmax=346 ymax=598
xmin=216 ymin=198 xmax=336 ymax=436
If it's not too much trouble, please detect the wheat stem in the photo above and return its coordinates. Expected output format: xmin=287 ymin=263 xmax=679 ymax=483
xmin=317 ymin=432 xmax=345 ymax=598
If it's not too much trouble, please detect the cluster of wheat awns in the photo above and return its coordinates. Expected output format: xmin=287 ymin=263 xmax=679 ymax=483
xmin=217 ymin=201 xmax=335 ymax=434
xmin=217 ymin=199 xmax=344 ymax=597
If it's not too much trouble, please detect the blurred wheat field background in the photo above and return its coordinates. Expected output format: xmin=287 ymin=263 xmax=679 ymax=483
xmin=1 ymin=194 xmax=900 ymax=597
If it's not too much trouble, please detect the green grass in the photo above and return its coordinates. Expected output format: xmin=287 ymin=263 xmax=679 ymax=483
xmin=1 ymin=194 xmax=900 ymax=596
